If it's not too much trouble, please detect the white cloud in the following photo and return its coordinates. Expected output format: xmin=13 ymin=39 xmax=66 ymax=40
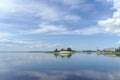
xmin=56 ymin=0 xmax=93 ymax=10
xmin=0 ymin=32 xmax=12 ymax=38
xmin=98 ymin=0 xmax=120 ymax=36
xmin=0 ymin=0 xmax=97 ymax=36
xmin=0 ymin=0 xmax=81 ymax=22
xmin=35 ymin=23 xmax=67 ymax=34
xmin=0 ymin=39 xmax=63 ymax=50
xmin=0 ymin=0 xmax=107 ymax=37
xmin=95 ymin=0 xmax=110 ymax=3
xmin=0 ymin=0 xmax=16 ymax=13
xmin=22 ymin=22 xmax=104 ymax=35
xmin=59 ymin=0 xmax=81 ymax=9
xmin=107 ymin=0 xmax=113 ymax=2
xmin=0 ymin=0 xmax=82 ymax=38
xmin=27 ymin=3 xmax=81 ymax=22
xmin=30 ymin=3 xmax=61 ymax=21
xmin=63 ymin=15 xmax=81 ymax=22
xmin=74 ymin=26 xmax=104 ymax=35
xmin=22 ymin=23 xmax=68 ymax=34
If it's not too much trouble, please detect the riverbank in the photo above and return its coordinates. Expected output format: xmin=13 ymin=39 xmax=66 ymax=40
xmin=104 ymin=51 xmax=120 ymax=56
xmin=46 ymin=51 xmax=74 ymax=54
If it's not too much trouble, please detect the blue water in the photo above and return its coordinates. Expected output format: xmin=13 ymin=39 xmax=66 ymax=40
xmin=0 ymin=52 xmax=120 ymax=80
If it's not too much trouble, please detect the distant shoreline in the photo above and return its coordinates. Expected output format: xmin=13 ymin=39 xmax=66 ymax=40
xmin=0 ymin=51 xmax=48 ymax=53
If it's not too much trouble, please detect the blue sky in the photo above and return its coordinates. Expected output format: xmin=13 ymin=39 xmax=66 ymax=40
xmin=0 ymin=0 xmax=120 ymax=51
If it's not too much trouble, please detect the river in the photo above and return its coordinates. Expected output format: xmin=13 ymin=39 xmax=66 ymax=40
xmin=0 ymin=52 xmax=120 ymax=80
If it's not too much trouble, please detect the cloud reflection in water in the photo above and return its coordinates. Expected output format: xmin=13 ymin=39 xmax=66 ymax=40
xmin=1 ymin=70 xmax=120 ymax=80
xmin=0 ymin=53 xmax=120 ymax=80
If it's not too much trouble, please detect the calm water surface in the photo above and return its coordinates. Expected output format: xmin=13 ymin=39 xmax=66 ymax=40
xmin=0 ymin=52 xmax=120 ymax=80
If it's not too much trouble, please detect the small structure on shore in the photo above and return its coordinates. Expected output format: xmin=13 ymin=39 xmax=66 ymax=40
xmin=54 ymin=47 xmax=74 ymax=57
xmin=104 ymin=48 xmax=116 ymax=52
xmin=59 ymin=51 xmax=73 ymax=54
xmin=59 ymin=51 xmax=73 ymax=56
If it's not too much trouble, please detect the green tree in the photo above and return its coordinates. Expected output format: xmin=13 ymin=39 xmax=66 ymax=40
xmin=54 ymin=48 xmax=58 ymax=52
xmin=61 ymin=48 xmax=65 ymax=51
xmin=67 ymin=47 xmax=72 ymax=51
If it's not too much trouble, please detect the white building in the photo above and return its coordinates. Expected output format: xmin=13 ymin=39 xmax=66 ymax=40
xmin=104 ymin=48 xmax=116 ymax=51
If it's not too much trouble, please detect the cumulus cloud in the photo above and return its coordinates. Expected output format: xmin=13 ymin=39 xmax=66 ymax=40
xmin=0 ymin=0 xmax=114 ymax=38
xmin=98 ymin=0 xmax=120 ymax=36
xmin=0 ymin=0 xmax=95 ymax=37
xmin=0 ymin=0 xmax=81 ymax=22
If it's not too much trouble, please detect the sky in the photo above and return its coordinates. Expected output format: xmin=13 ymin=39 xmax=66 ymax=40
xmin=0 ymin=0 xmax=120 ymax=51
